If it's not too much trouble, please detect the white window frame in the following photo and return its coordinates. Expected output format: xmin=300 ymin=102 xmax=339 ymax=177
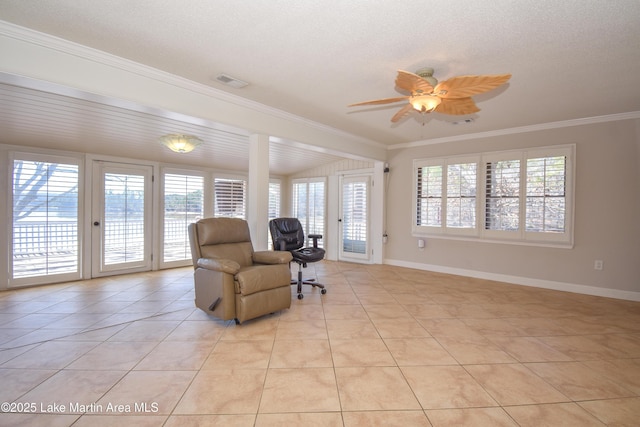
xmin=9 ymin=151 xmax=84 ymax=287
xmin=482 ymin=151 xmax=522 ymax=241
xmin=292 ymin=177 xmax=326 ymax=248
xmin=413 ymin=155 xmax=479 ymax=237
xmin=268 ymin=179 xmax=282 ymax=248
xmin=160 ymin=168 xmax=206 ymax=268
xmin=413 ymin=144 xmax=575 ymax=247
xmin=522 ymin=146 xmax=574 ymax=244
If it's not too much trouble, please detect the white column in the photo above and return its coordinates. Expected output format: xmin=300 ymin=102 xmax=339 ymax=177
xmin=248 ymin=134 xmax=270 ymax=250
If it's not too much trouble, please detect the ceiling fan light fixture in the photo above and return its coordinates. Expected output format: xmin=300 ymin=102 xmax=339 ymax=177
xmin=415 ymin=67 xmax=438 ymax=87
xmin=410 ymin=94 xmax=441 ymax=113
xmin=159 ymin=134 xmax=203 ymax=153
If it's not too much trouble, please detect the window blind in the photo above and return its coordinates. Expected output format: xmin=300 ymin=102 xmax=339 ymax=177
xmin=268 ymin=181 xmax=281 ymax=248
xmin=416 ymin=164 xmax=442 ymax=227
xmin=164 ymin=173 xmax=204 ymax=262
xmin=485 ymin=159 xmax=520 ymax=231
xmin=12 ymin=159 xmax=79 ymax=279
xmin=526 ymin=156 xmax=566 ymax=233
xmin=446 ymin=162 xmax=477 ymax=228
xmin=413 ymin=145 xmax=573 ymax=245
xmin=103 ymin=172 xmax=146 ymax=264
xmin=214 ymin=178 xmax=246 ymax=219
xmin=342 ymin=178 xmax=368 ymax=254
xmin=292 ymin=179 xmax=325 ymax=248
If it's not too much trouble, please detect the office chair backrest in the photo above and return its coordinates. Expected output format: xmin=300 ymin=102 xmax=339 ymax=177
xmin=269 ymin=218 xmax=305 ymax=251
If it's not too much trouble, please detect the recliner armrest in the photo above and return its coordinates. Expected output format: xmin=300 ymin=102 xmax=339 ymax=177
xmin=197 ymin=258 xmax=240 ymax=274
xmin=253 ymin=250 xmax=293 ymax=265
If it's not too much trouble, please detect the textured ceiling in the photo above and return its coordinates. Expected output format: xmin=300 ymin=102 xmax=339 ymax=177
xmin=1 ymin=1 xmax=639 ymax=173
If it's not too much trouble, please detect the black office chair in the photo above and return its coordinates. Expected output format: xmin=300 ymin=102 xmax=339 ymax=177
xmin=269 ymin=217 xmax=327 ymax=299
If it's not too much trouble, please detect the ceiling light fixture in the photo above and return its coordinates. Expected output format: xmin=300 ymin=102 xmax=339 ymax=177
xmin=159 ymin=134 xmax=203 ymax=154
xmin=410 ymin=94 xmax=442 ymax=113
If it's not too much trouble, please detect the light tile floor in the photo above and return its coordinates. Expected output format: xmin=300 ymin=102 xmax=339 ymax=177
xmin=1 ymin=261 xmax=639 ymax=426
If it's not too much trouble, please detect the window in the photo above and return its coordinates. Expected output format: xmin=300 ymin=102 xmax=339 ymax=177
xmin=413 ymin=145 xmax=574 ymax=245
xmin=416 ymin=163 xmax=443 ymax=227
xmin=415 ymin=158 xmax=477 ymax=235
xmin=292 ymin=178 xmax=325 ymax=248
xmin=11 ymin=154 xmax=81 ymax=284
xmin=214 ymin=177 xmax=246 ymax=219
xmin=447 ymin=162 xmax=477 ymax=229
xmin=526 ymin=155 xmax=566 ymax=233
xmin=103 ymin=172 xmax=146 ymax=265
xmin=268 ymin=181 xmax=281 ymax=221
xmin=485 ymin=158 xmax=520 ymax=232
xmin=268 ymin=180 xmax=281 ymax=248
xmin=163 ymin=172 xmax=204 ymax=263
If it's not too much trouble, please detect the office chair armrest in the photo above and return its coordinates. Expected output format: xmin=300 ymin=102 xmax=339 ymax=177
xmin=197 ymin=258 xmax=240 ymax=274
xmin=308 ymin=234 xmax=322 ymax=248
xmin=253 ymin=250 xmax=293 ymax=265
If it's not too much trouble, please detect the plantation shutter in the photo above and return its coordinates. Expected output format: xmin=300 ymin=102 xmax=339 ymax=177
xmin=163 ymin=173 xmax=204 ymax=262
xmin=12 ymin=158 xmax=80 ymax=280
xmin=341 ymin=177 xmax=368 ymax=254
xmin=526 ymin=156 xmax=566 ymax=233
xmin=416 ymin=164 xmax=443 ymax=227
xmin=308 ymin=180 xmax=325 ymax=247
xmin=268 ymin=181 xmax=281 ymax=248
xmin=446 ymin=162 xmax=477 ymax=229
xmin=485 ymin=159 xmax=520 ymax=231
xmin=214 ymin=178 xmax=246 ymax=219
xmin=292 ymin=178 xmax=325 ymax=248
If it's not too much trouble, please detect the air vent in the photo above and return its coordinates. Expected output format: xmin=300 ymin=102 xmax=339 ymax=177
xmin=451 ymin=118 xmax=474 ymax=125
xmin=215 ymin=74 xmax=249 ymax=88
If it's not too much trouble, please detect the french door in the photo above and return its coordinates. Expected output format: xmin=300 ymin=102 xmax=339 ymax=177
xmin=92 ymin=161 xmax=153 ymax=276
xmin=339 ymin=174 xmax=370 ymax=262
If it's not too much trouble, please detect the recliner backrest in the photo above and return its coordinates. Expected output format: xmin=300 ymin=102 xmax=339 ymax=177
xmin=189 ymin=217 xmax=254 ymax=267
xmin=269 ymin=217 xmax=305 ymax=251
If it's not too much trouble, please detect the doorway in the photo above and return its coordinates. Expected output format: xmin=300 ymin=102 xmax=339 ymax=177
xmin=339 ymin=174 xmax=371 ymax=262
xmin=92 ymin=161 xmax=153 ymax=276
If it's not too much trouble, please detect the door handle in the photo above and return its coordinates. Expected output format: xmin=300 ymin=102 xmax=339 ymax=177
xmin=93 ymin=221 xmax=100 ymax=226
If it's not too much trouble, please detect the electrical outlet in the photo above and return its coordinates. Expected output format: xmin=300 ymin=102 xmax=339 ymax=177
xmin=594 ymin=260 xmax=604 ymax=270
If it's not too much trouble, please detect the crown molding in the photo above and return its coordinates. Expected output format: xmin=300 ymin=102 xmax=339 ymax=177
xmin=0 ymin=20 xmax=385 ymax=151
xmin=389 ymin=111 xmax=640 ymax=150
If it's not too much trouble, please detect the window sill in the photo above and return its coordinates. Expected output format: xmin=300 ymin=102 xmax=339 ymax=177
xmin=410 ymin=232 xmax=574 ymax=249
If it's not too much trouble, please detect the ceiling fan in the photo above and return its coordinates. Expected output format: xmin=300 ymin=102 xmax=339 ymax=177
xmin=348 ymin=68 xmax=511 ymax=123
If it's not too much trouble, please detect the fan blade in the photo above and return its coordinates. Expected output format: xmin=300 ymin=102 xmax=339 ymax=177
xmin=390 ymin=103 xmax=414 ymax=122
xmin=396 ymin=70 xmax=434 ymax=94
xmin=348 ymin=96 xmax=409 ymax=107
xmin=435 ymin=97 xmax=480 ymax=115
xmin=434 ymin=74 xmax=511 ymax=99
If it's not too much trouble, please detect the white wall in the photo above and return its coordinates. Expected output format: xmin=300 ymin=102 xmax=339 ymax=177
xmin=384 ymin=119 xmax=640 ymax=300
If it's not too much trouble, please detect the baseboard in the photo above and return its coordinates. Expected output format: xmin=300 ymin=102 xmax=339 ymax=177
xmin=383 ymin=259 xmax=640 ymax=302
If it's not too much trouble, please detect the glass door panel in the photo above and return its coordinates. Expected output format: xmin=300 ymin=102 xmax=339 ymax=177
xmin=92 ymin=162 xmax=152 ymax=276
xmin=340 ymin=175 xmax=370 ymax=261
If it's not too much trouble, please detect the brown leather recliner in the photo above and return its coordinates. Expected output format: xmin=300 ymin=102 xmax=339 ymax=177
xmin=188 ymin=217 xmax=293 ymax=324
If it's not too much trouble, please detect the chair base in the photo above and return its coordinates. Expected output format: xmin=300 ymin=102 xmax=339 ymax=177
xmin=293 ymin=265 xmax=327 ymax=300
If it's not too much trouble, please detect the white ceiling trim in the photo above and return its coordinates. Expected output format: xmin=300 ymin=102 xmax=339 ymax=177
xmin=389 ymin=111 xmax=640 ymax=150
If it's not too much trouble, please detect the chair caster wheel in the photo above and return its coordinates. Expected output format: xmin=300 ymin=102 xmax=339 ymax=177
xmin=321 ymin=289 xmax=327 ymax=294
xmin=297 ymin=294 xmax=304 ymax=300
